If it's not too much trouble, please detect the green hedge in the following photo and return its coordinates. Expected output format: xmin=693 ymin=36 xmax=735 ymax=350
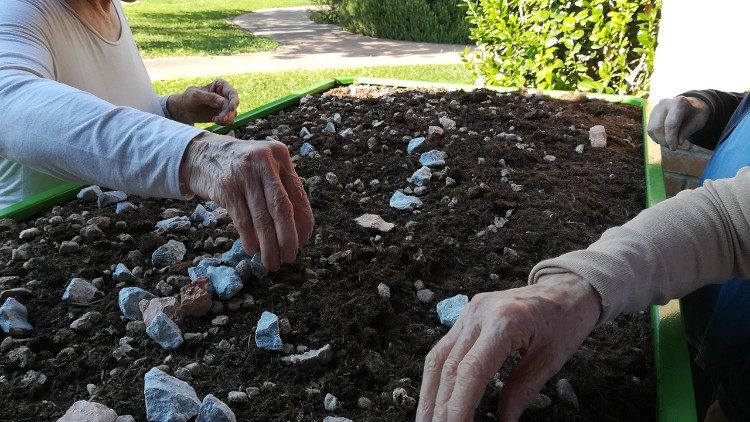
xmin=463 ymin=0 xmax=661 ymax=95
xmin=311 ymin=0 xmax=470 ymax=44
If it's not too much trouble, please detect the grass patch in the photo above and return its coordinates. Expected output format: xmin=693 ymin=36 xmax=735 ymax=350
xmin=153 ymin=65 xmax=475 ymax=116
xmin=123 ymin=0 xmax=312 ymax=58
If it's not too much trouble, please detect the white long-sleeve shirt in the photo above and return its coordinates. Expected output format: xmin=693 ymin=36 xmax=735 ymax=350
xmin=0 ymin=0 xmax=204 ymax=209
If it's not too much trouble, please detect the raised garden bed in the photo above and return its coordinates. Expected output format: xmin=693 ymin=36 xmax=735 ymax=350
xmin=0 ymin=79 xmax=688 ymax=421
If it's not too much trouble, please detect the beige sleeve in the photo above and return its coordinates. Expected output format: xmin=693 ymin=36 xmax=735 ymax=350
xmin=529 ymin=167 xmax=750 ymax=324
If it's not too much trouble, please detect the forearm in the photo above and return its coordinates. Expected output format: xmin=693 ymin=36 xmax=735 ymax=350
xmin=681 ymin=89 xmax=745 ymax=150
xmin=0 ymin=70 xmax=204 ymax=198
xmin=530 ymin=167 xmax=750 ymax=324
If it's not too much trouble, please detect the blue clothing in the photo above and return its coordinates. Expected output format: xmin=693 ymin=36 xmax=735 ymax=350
xmin=681 ymin=113 xmax=750 ymax=376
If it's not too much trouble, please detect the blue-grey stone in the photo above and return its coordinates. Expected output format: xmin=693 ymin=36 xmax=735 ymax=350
xmin=255 ymin=311 xmax=282 ymax=351
xmin=115 ymin=201 xmax=138 ymax=215
xmin=419 ymin=150 xmax=447 ymax=167
xmin=113 ymin=263 xmax=138 ymax=283
xmin=206 ymin=266 xmax=243 ymax=300
xmin=118 ymin=287 xmax=156 ymax=320
xmin=199 ymin=258 xmax=222 ymax=268
xmin=389 ymin=191 xmax=423 ymax=211
xmin=250 ymin=253 xmax=267 ymax=279
xmin=144 ymin=367 xmax=200 ymax=422
xmin=0 ymin=297 xmax=32 ymax=336
xmin=61 ymin=278 xmax=97 ymax=304
xmin=187 ymin=266 xmax=208 ymax=282
xmin=407 ymin=137 xmax=428 ymax=154
xmin=77 ymin=185 xmax=102 ymax=202
xmin=196 ymin=394 xmax=236 ymax=422
xmin=152 ymin=240 xmax=187 ymax=267
xmin=191 ymin=205 xmax=217 ymax=228
xmin=146 ymin=312 xmax=183 ymax=350
xmin=97 ymin=191 xmax=128 ymax=208
xmin=408 ymin=166 xmax=432 ymax=187
xmin=204 ymin=201 xmax=220 ymax=212
xmin=156 ymin=216 xmax=191 ymax=233
xmin=221 ymin=239 xmax=250 ymax=267
xmin=436 ymin=294 xmax=469 ymax=327
xmin=300 ymin=143 xmax=316 ymax=156
xmin=202 ymin=212 xmax=217 ymax=229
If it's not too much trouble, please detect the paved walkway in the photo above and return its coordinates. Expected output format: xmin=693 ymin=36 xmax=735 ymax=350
xmin=144 ymin=6 xmax=468 ymax=81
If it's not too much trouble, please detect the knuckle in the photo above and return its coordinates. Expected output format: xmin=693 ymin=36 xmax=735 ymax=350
xmin=457 ymin=354 xmax=485 ymax=378
xmin=441 ymin=357 xmax=461 ymax=378
xmin=424 ymin=349 xmax=445 ymax=373
xmin=254 ymin=212 xmax=275 ymax=231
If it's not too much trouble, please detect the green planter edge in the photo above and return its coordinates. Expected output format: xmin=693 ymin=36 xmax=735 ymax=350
xmin=0 ymin=76 xmax=697 ymax=421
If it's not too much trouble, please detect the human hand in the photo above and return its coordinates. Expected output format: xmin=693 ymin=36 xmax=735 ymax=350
xmin=167 ymin=79 xmax=239 ymax=126
xmin=648 ymin=96 xmax=711 ymax=151
xmin=416 ymin=273 xmax=601 ymax=422
xmin=180 ymin=133 xmax=314 ymax=271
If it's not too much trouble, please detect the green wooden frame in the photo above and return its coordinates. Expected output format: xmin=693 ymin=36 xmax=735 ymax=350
xmin=0 ymin=77 xmax=697 ymax=420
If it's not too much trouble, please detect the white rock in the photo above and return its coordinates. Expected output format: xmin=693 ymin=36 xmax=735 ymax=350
xmin=556 ymin=378 xmax=579 ymax=409
xmin=377 ymin=283 xmax=390 ymax=299
xmin=324 ymin=393 xmax=340 ymax=411
xmin=575 ymin=144 xmax=585 ymax=154
xmin=57 ymin=400 xmax=117 ymax=422
xmin=354 ymin=214 xmax=395 ymax=233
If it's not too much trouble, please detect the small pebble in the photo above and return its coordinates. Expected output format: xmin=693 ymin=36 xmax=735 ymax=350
xmin=556 ymin=378 xmax=579 ymax=409
xmin=417 ymin=289 xmax=434 ymax=303
xmin=377 ymin=283 xmax=391 ymax=299
xmin=227 ymin=391 xmax=248 ymax=405
xmin=324 ymin=393 xmax=340 ymax=411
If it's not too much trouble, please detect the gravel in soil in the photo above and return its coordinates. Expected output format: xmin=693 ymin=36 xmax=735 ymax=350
xmin=0 ymin=85 xmax=653 ymax=421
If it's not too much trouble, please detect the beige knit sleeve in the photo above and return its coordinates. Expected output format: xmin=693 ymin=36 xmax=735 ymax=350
xmin=529 ymin=167 xmax=750 ymax=324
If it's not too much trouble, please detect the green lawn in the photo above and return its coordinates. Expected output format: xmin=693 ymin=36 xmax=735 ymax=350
xmin=153 ymin=65 xmax=475 ymax=117
xmin=123 ymin=0 xmax=312 ymax=58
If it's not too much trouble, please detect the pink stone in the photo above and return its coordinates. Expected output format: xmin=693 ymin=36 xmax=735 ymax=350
xmin=354 ymin=214 xmax=395 ymax=233
xmin=589 ymin=125 xmax=607 ymax=148
xmin=139 ymin=297 xmax=184 ymax=326
xmin=428 ymin=126 xmax=445 ymax=139
xmin=180 ymin=277 xmax=213 ymax=317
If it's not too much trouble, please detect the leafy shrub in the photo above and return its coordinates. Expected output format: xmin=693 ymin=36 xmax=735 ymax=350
xmin=463 ymin=0 xmax=661 ymax=95
xmin=311 ymin=0 xmax=470 ymax=44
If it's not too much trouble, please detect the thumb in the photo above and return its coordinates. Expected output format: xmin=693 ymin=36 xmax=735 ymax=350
xmin=497 ymin=349 xmax=561 ymax=421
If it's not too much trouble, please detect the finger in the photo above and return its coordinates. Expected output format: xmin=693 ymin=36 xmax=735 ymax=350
xmin=498 ymin=348 xmax=564 ymax=421
xmin=647 ymin=102 xmax=668 ymax=147
xmin=245 ymin=174 xmax=283 ymax=271
xmin=663 ymin=105 xmax=687 ymax=151
xmin=417 ymin=328 xmax=463 ymax=422
xmin=210 ymin=79 xmax=240 ymax=109
xmin=191 ymin=88 xmax=225 ymax=109
xmin=271 ymin=144 xmax=314 ymax=246
xmin=260 ymin=171 xmax=299 ymax=264
xmin=433 ymin=323 xmax=482 ymax=421
xmin=225 ymin=193 xmax=261 ymax=255
xmin=446 ymin=329 xmax=515 ymax=422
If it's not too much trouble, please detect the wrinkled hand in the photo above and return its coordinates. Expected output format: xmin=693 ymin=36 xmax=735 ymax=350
xmin=180 ymin=133 xmax=314 ymax=271
xmin=167 ymin=79 xmax=240 ymax=126
xmin=648 ymin=96 xmax=710 ymax=151
xmin=417 ymin=274 xmax=601 ymax=422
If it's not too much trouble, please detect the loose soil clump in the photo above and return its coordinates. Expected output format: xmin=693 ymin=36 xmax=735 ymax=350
xmin=0 ymin=85 xmax=652 ymax=421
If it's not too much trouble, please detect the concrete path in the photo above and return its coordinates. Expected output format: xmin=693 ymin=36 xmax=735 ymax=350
xmin=144 ymin=6 xmax=468 ymax=81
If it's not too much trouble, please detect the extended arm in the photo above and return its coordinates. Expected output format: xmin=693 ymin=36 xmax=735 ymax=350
xmin=530 ymin=166 xmax=750 ymax=324
xmin=419 ymin=168 xmax=750 ymax=421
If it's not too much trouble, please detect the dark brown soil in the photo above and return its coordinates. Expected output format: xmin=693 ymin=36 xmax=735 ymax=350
xmin=0 ymin=86 xmax=653 ymax=421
